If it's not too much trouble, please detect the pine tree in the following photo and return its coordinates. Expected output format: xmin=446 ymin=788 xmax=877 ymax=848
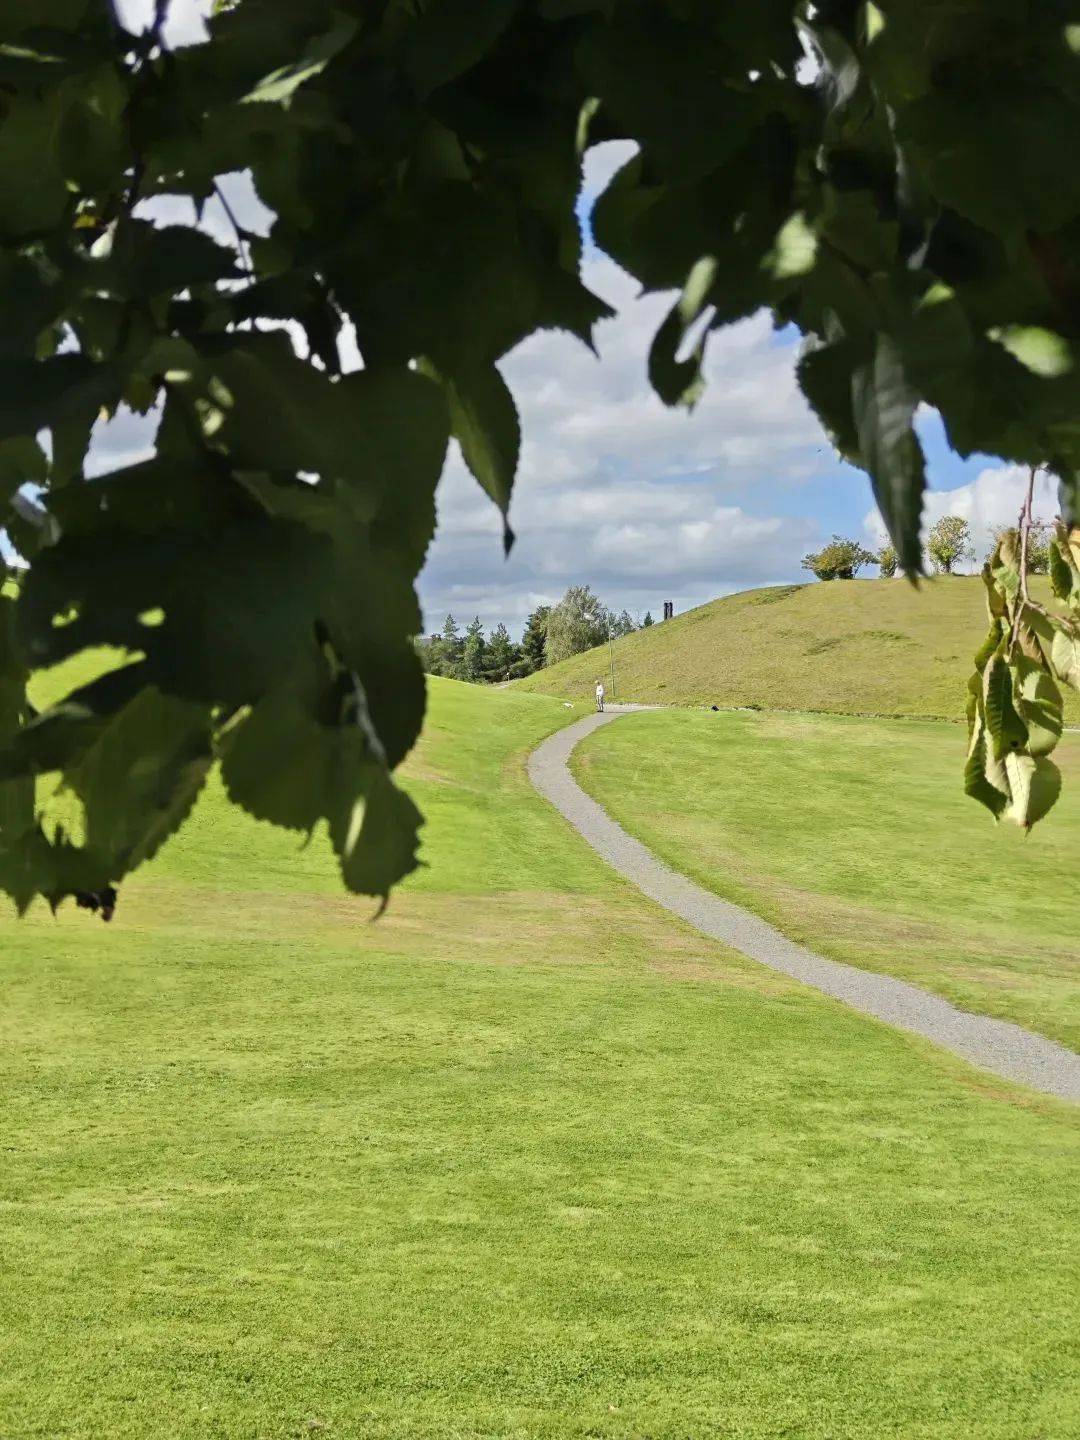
xmin=519 ymin=605 xmax=551 ymax=675
xmin=484 ymin=622 xmax=517 ymax=680
xmin=642 ymin=612 xmax=654 ymax=628
xmin=440 ymin=614 xmax=463 ymax=674
xmin=460 ymin=617 xmax=487 ymax=682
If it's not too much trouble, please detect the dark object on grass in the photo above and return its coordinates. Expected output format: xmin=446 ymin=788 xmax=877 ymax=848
xmin=74 ymin=887 xmax=118 ymax=923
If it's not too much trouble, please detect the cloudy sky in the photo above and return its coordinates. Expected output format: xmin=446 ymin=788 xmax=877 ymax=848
xmin=77 ymin=1 xmax=1061 ymax=638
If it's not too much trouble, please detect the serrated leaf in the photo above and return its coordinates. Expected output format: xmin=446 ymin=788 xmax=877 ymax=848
xmin=424 ymin=359 xmax=519 ymax=548
xmin=241 ymin=10 xmax=357 ymax=104
xmin=851 ymin=334 xmax=926 ymax=574
xmin=1050 ymin=622 xmax=1080 ymax=691
xmin=64 ymin=685 xmax=213 ymax=876
xmin=330 ymin=761 xmax=423 ymax=900
xmin=1049 ymin=537 xmax=1075 ymax=602
xmin=797 ymin=338 xmax=865 ymax=461
xmin=1003 ymin=753 xmax=1062 ymax=830
xmin=983 ymin=649 xmax=1027 ymax=761
xmin=199 ymin=339 xmax=449 ymax=511
xmin=963 ymin=725 xmax=1008 ymax=818
xmin=1012 ymin=654 xmax=1064 ymax=758
xmin=648 ymin=255 xmax=717 ymax=409
xmin=220 ymin=692 xmax=334 ymax=833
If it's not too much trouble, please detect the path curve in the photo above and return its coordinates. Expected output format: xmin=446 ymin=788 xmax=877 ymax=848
xmin=529 ymin=707 xmax=1080 ymax=1102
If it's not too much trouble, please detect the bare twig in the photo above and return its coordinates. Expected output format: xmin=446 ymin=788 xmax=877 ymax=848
xmin=1010 ymin=464 xmax=1038 ymax=649
xmin=1019 ymin=465 xmax=1036 ymax=603
xmin=212 ymin=180 xmax=253 ymax=276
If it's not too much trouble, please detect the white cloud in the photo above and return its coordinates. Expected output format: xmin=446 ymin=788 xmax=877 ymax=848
xmin=420 ymin=255 xmax=830 ymax=632
xmin=863 ymin=465 xmax=1062 ymax=571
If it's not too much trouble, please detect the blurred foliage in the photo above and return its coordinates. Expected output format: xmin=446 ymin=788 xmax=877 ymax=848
xmin=4 ymin=0 xmax=1080 ymax=914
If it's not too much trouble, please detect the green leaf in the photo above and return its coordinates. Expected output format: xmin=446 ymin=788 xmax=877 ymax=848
xmin=0 ymin=87 xmax=69 ymax=241
xmin=330 ymin=761 xmax=423 ymax=901
xmin=241 ymin=9 xmax=357 ymax=105
xmin=1003 ymin=753 xmax=1062 ymax=831
xmin=221 ymin=692 xmax=335 ymax=833
xmin=963 ymin=724 xmax=1008 ymax=819
xmin=797 ymin=339 xmax=865 ymax=462
xmin=405 ymin=0 xmax=520 ymax=99
xmin=1012 ymin=655 xmax=1064 ymax=759
xmin=983 ymin=649 xmax=1027 ymax=762
xmin=423 ymin=359 xmax=519 ymax=549
xmin=0 ymin=356 xmax=117 ymax=445
xmin=851 ymin=334 xmax=926 ymax=575
xmin=1049 ymin=536 xmax=1074 ymax=602
xmin=197 ymin=339 xmax=449 ymax=507
xmin=1050 ymin=622 xmax=1080 ymax=691
xmin=648 ymin=255 xmax=717 ymax=409
xmin=0 ymin=435 xmax=48 ymax=506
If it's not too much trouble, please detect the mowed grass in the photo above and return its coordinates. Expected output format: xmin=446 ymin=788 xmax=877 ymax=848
xmin=516 ymin=574 xmax=1080 ymax=720
xmin=1 ymin=679 xmax=1079 ymax=1437
xmin=575 ymin=707 xmax=1080 ymax=1051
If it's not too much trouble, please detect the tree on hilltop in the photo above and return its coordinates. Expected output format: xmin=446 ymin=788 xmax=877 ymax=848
xmin=802 ymin=537 xmax=876 ymax=582
xmin=927 ymin=517 xmax=974 ymax=575
xmin=877 ymin=544 xmax=898 ymax=579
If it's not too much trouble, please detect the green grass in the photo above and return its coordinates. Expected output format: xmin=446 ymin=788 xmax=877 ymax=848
xmin=515 ymin=575 xmax=1080 ymax=720
xmin=2 ymin=679 xmax=1080 ymax=1437
xmin=574 ymin=707 xmax=1080 ymax=1051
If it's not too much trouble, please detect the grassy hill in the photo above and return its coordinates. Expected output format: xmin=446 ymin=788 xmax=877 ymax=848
xmin=515 ymin=575 xmax=1080 ymax=720
xmin=3 ymin=674 xmax=1080 ymax=1435
xmin=574 ymin=707 xmax=1080 ymax=1051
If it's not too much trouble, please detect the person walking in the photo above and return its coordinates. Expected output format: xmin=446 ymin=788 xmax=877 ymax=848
xmin=595 ymin=679 xmax=605 ymax=713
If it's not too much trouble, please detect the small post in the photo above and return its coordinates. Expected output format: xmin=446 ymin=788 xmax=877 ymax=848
xmin=663 ymin=600 xmax=674 ymax=621
xmin=608 ymin=633 xmax=616 ymax=700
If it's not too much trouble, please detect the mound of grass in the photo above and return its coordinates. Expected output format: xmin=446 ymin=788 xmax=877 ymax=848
xmin=515 ymin=575 xmax=1080 ymax=720
xmin=1 ymin=680 xmax=1079 ymax=1437
xmin=574 ymin=707 xmax=1080 ymax=1050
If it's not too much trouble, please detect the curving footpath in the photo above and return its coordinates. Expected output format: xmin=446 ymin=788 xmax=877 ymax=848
xmin=529 ymin=707 xmax=1080 ymax=1102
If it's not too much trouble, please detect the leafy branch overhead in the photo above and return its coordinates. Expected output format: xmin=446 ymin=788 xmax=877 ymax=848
xmin=3 ymin=0 xmax=1080 ymax=916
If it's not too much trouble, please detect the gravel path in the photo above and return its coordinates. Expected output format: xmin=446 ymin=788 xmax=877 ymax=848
xmin=529 ymin=707 xmax=1080 ymax=1102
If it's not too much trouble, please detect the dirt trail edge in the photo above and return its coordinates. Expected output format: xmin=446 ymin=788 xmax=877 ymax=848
xmin=529 ymin=707 xmax=1080 ymax=1102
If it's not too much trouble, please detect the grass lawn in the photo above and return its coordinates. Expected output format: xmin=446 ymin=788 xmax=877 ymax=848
xmin=2 ymin=680 xmax=1079 ymax=1437
xmin=574 ymin=708 xmax=1080 ymax=1052
xmin=516 ymin=575 xmax=1080 ymax=722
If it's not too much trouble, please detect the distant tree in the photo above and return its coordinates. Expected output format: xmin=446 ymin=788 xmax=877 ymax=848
xmin=641 ymin=611 xmax=655 ymax=628
xmin=802 ymin=536 xmax=876 ymax=581
xmin=988 ymin=520 xmax=1054 ymax=575
xmin=926 ymin=515 xmax=974 ymax=574
xmin=518 ymin=605 xmax=551 ymax=675
xmin=545 ymin=585 xmax=612 ymax=665
xmin=484 ymin=623 xmax=517 ymax=680
xmin=611 ymin=609 xmax=637 ymax=638
xmin=877 ymin=543 xmax=898 ymax=578
xmin=440 ymin=614 xmax=463 ymax=672
xmin=414 ymin=633 xmax=437 ymax=672
xmin=460 ymin=617 xmax=487 ymax=681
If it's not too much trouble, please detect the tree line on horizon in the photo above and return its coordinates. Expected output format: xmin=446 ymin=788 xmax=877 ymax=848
xmin=417 ymin=586 xmax=655 ymax=684
xmin=804 ymin=516 xmax=1061 ymax=583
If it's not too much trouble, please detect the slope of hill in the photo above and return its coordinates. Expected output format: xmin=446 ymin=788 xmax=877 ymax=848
xmin=514 ymin=576 xmax=1080 ymax=720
